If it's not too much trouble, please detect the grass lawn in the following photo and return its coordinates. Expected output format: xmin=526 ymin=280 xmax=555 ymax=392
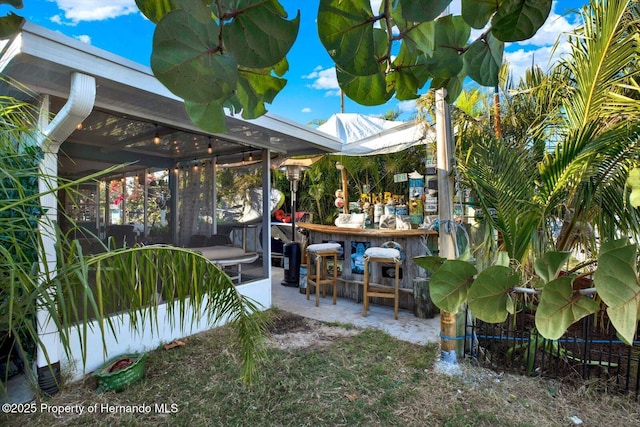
xmin=2 ymin=310 xmax=638 ymax=426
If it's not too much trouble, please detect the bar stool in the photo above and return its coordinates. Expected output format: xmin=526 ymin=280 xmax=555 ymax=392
xmin=362 ymin=244 xmax=402 ymax=320
xmin=305 ymin=242 xmax=341 ymax=307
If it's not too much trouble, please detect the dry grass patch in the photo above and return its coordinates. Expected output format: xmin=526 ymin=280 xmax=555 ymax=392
xmin=1 ymin=310 xmax=638 ymax=426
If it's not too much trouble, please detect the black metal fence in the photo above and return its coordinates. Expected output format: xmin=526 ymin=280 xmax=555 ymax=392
xmin=463 ymin=308 xmax=640 ymax=400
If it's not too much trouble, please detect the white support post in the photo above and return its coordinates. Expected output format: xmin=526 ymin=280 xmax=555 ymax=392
xmin=435 ymin=87 xmax=458 ymax=364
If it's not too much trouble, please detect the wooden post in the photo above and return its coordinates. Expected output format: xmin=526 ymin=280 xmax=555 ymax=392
xmin=341 ymin=167 xmax=348 ymax=214
xmin=494 ymin=85 xmax=502 ymax=139
xmin=435 ymin=88 xmax=458 ymax=363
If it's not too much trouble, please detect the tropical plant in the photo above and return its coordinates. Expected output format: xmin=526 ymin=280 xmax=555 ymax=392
xmin=417 ymin=0 xmax=640 ymax=345
xmin=0 ymin=93 xmax=267 ymax=391
xmin=134 ymin=0 xmax=554 ymax=132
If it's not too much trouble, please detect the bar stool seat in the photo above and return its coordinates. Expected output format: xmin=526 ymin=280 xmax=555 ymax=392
xmin=362 ymin=246 xmax=402 ymax=320
xmin=306 ymin=243 xmax=341 ymax=306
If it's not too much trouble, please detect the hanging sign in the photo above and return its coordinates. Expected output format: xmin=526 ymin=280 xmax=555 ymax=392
xmin=394 ymin=173 xmax=408 ymax=183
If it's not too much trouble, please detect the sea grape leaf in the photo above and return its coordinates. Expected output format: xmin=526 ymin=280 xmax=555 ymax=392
xmin=403 ymin=21 xmax=436 ymax=57
xmin=535 ymin=275 xmax=599 ymax=340
xmin=0 ymin=12 xmax=23 ymax=39
xmin=184 ymin=100 xmax=227 ymax=134
xmin=136 ymin=0 xmax=178 ymax=23
xmin=422 ymin=15 xmax=469 ymax=78
xmin=398 ymin=0 xmax=451 ymax=22
xmin=235 ymin=67 xmax=287 ymax=119
xmin=152 ymin=9 xmax=237 ymax=104
xmin=593 ymin=239 xmax=640 ymax=345
xmin=464 ymin=32 xmax=504 ymax=87
xmin=336 ymin=67 xmax=393 ymax=106
xmin=429 ymin=259 xmax=477 ymax=313
xmin=318 ymin=0 xmax=379 ymax=76
xmin=413 ymin=255 xmax=447 ymax=275
xmin=533 ymin=251 xmax=571 ymax=284
xmin=468 ymin=265 xmax=518 ymax=323
xmin=430 ymin=74 xmax=463 ymax=103
xmin=391 ymin=44 xmax=430 ymax=100
xmin=223 ymin=5 xmax=299 ymax=69
xmin=492 ymin=0 xmax=552 ymax=42
xmin=462 ymin=0 xmax=496 ymax=29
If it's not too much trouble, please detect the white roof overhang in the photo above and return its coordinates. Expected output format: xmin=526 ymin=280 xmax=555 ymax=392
xmin=0 ymin=22 xmax=342 ymax=177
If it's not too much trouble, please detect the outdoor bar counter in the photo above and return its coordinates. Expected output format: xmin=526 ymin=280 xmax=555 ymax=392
xmin=298 ymin=223 xmax=437 ymax=309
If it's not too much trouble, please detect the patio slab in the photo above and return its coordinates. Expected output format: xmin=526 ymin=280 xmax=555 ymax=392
xmin=270 ymin=267 xmax=441 ymax=346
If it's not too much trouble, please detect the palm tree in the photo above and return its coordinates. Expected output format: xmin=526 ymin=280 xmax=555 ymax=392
xmin=0 ymin=94 xmax=267 ymax=393
xmin=458 ymin=0 xmax=640 ymax=266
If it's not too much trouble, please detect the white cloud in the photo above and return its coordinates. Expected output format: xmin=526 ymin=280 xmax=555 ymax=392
xmin=50 ymin=14 xmax=62 ymax=25
xmin=397 ymin=100 xmax=417 ymax=114
xmin=51 ymin=0 xmax=139 ymax=24
xmin=504 ymin=2 xmax=581 ymax=83
xmin=515 ymin=7 xmax=578 ymax=47
xmin=301 ymin=107 xmax=312 ymax=113
xmin=302 ymin=66 xmax=340 ymax=96
xmin=75 ymin=34 xmax=91 ymax=44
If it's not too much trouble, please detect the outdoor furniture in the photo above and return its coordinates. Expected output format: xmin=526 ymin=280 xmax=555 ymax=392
xmin=191 ymin=246 xmax=259 ymax=283
xmin=362 ymin=245 xmax=402 ymax=320
xmin=105 ymin=224 xmax=137 ymax=249
xmin=305 ymin=242 xmax=341 ymax=307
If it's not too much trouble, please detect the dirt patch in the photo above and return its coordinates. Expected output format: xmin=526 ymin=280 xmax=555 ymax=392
xmin=266 ymin=311 xmax=361 ymax=350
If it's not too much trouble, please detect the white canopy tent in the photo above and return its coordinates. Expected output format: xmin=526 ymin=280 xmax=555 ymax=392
xmin=317 ymin=113 xmax=436 ymax=156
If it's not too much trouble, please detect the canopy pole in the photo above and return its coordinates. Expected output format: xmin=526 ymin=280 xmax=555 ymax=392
xmin=435 ymin=88 xmax=457 ymax=364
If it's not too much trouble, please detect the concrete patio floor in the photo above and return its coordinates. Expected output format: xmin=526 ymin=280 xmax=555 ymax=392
xmin=270 ymin=267 xmax=441 ymax=346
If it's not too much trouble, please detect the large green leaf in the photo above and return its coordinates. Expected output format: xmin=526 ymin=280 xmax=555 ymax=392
xmin=492 ymin=0 xmax=552 ymax=42
xmin=468 ymin=265 xmax=518 ymax=323
xmin=398 ymin=0 xmax=451 ymax=22
xmin=533 ymin=251 xmax=571 ymax=284
xmin=391 ymin=44 xmax=430 ymax=100
xmin=413 ymin=255 xmax=447 ymax=275
xmin=336 ymin=67 xmax=393 ymax=106
xmin=403 ymin=21 xmax=436 ymax=56
xmin=423 ymin=15 xmax=469 ymax=78
xmin=151 ymin=9 xmax=238 ymax=104
xmin=235 ymin=67 xmax=287 ymax=119
xmin=430 ymin=73 xmax=464 ymax=104
xmin=318 ymin=0 xmax=379 ymax=76
xmin=535 ymin=275 xmax=599 ymax=340
xmin=462 ymin=0 xmax=496 ymax=29
xmin=429 ymin=259 xmax=477 ymax=313
xmin=135 ymin=0 xmax=178 ymax=23
xmin=464 ymin=32 xmax=504 ymax=87
xmin=593 ymin=239 xmax=640 ymax=345
xmin=184 ymin=100 xmax=228 ymax=134
xmin=223 ymin=5 xmax=299 ymax=69
xmin=1 ymin=0 xmax=23 ymax=7
xmin=0 ymin=12 xmax=23 ymax=39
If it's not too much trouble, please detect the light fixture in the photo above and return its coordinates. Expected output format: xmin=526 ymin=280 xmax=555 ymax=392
xmin=249 ymin=151 xmax=253 ymax=162
xmin=174 ymin=166 xmax=179 ymax=174
xmin=207 ymin=137 xmax=213 ymax=154
xmin=76 ymin=122 xmax=83 ymax=130
xmin=193 ymin=159 xmax=198 ymax=171
xmin=153 ymin=124 xmax=160 ymax=145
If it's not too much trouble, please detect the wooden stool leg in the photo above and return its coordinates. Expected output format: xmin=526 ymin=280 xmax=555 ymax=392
xmin=362 ymin=258 xmax=370 ymax=317
xmin=394 ymin=261 xmax=399 ymax=320
xmin=306 ymin=251 xmax=311 ymax=301
xmin=332 ymin=252 xmax=337 ymax=305
xmin=315 ymin=254 xmax=321 ymax=307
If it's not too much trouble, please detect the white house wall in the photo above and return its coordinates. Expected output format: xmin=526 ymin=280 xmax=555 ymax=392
xmin=62 ymin=278 xmax=272 ymax=380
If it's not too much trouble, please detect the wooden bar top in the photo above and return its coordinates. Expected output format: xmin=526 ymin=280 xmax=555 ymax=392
xmin=297 ymin=223 xmax=437 ymax=237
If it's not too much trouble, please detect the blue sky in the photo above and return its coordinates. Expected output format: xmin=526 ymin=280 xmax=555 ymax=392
xmin=16 ymin=1 xmax=586 ymax=126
